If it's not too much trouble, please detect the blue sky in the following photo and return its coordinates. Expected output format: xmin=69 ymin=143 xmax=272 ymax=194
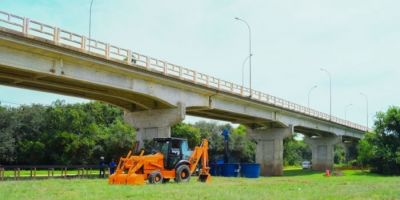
xmin=1 ymin=0 xmax=399 ymax=127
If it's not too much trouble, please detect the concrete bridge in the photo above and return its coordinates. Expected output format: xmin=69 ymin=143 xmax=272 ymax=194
xmin=0 ymin=11 xmax=366 ymax=175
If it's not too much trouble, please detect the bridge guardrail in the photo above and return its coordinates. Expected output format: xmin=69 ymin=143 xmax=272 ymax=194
xmin=0 ymin=10 xmax=367 ymax=132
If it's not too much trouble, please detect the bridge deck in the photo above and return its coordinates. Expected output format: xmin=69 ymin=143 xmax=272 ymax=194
xmin=0 ymin=10 xmax=367 ymax=132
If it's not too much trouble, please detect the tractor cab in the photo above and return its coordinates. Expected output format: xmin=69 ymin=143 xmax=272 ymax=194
xmin=151 ymin=138 xmax=192 ymax=169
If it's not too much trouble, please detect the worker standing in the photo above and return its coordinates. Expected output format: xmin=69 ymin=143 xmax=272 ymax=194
xmin=222 ymin=128 xmax=230 ymax=163
xmin=109 ymin=159 xmax=116 ymax=175
xmin=99 ymin=156 xmax=106 ymax=178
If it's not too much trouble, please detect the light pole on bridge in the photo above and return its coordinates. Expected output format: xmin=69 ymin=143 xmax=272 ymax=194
xmin=235 ymin=17 xmax=252 ymax=97
xmin=89 ymin=0 xmax=94 ymax=50
xmin=344 ymin=103 xmax=353 ymax=121
xmin=308 ymin=85 xmax=318 ymax=108
xmin=360 ymin=92 xmax=369 ymax=129
xmin=320 ymin=68 xmax=332 ymax=120
xmin=241 ymin=54 xmax=251 ymax=88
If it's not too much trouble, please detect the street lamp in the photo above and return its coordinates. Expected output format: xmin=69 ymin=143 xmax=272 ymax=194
xmin=308 ymin=85 xmax=318 ymax=108
xmin=360 ymin=92 xmax=369 ymax=129
xmin=241 ymin=54 xmax=252 ymax=88
xmin=320 ymin=68 xmax=332 ymax=120
xmin=235 ymin=17 xmax=252 ymax=96
xmin=89 ymin=0 xmax=94 ymax=49
xmin=344 ymin=103 xmax=353 ymax=121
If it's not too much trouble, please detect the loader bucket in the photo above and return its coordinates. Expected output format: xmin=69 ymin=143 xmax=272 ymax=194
xmin=108 ymin=174 xmax=117 ymax=184
xmin=114 ymin=174 xmax=129 ymax=184
xmin=198 ymin=172 xmax=211 ymax=183
xmin=126 ymin=173 xmax=145 ymax=185
xmin=109 ymin=169 xmax=125 ymax=184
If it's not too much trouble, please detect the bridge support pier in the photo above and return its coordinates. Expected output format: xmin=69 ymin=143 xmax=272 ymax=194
xmin=248 ymin=126 xmax=293 ymax=176
xmin=304 ymin=135 xmax=340 ymax=171
xmin=124 ymin=104 xmax=185 ymax=148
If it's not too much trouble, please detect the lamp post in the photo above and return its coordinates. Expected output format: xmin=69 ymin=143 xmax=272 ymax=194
xmin=320 ymin=68 xmax=332 ymax=120
xmin=235 ymin=17 xmax=252 ymax=97
xmin=241 ymin=55 xmax=251 ymax=88
xmin=308 ymin=85 xmax=318 ymax=108
xmin=344 ymin=103 xmax=353 ymax=121
xmin=360 ymin=92 xmax=369 ymax=129
xmin=89 ymin=0 xmax=94 ymax=50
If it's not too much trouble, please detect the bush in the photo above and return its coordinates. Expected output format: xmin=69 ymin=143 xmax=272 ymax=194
xmin=357 ymin=106 xmax=400 ymax=175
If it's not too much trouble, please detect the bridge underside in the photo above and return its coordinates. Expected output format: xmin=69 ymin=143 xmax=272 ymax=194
xmin=294 ymin=126 xmax=335 ymax=137
xmin=187 ymin=107 xmax=285 ymax=128
xmin=0 ymin=64 xmax=172 ymax=111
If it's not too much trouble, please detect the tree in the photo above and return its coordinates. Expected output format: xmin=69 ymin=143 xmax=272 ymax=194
xmin=171 ymin=123 xmax=201 ymax=148
xmin=283 ymin=134 xmax=311 ymax=166
xmin=357 ymin=106 xmax=400 ymax=174
xmin=0 ymin=101 xmax=135 ymax=165
xmin=0 ymin=106 xmax=16 ymax=163
xmin=229 ymin=125 xmax=256 ymax=163
xmin=334 ymin=144 xmax=346 ymax=164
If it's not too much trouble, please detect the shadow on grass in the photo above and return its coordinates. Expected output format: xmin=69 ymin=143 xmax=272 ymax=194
xmin=283 ymin=169 xmax=322 ymax=177
xmin=350 ymin=170 xmax=398 ymax=177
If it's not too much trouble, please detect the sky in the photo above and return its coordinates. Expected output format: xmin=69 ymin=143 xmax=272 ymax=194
xmin=1 ymin=0 xmax=399 ymax=128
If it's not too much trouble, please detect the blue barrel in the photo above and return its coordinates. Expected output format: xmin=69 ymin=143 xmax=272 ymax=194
xmin=221 ymin=163 xmax=239 ymax=177
xmin=210 ymin=164 xmax=218 ymax=176
xmin=241 ymin=163 xmax=260 ymax=178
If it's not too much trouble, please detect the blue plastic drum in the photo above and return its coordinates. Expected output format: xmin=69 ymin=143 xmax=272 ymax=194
xmin=240 ymin=163 xmax=260 ymax=178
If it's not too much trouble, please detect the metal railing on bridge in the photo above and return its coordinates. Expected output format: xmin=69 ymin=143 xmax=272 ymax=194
xmin=0 ymin=10 xmax=367 ymax=132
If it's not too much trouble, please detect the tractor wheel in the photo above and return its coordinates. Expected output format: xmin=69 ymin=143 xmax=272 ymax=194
xmin=148 ymin=171 xmax=163 ymax=184
xmin=175 ymin=165 xmax=191 ymax=183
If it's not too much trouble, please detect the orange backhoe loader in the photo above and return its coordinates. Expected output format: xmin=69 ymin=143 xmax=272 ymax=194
xmin=109 ymin=138 xmax=211 ymax=185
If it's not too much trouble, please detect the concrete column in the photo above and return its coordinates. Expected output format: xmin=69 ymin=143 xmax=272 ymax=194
xmin=124 ymin=103 xmax=185 ymax=148
xmin=304 ymin=135 xmax=340 ymax=171
xmin=247 ymin=125 xmax=293 ymax=176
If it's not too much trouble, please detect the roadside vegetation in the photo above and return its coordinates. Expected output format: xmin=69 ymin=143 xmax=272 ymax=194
xmin=1 ymin=101 xmax=399 ymax=174
xmin=0 ymin=101 xmax=311 ymax=166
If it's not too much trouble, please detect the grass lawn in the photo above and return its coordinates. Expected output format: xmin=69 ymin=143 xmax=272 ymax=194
xmin=0 ymin=169 xmax=399 ymax=200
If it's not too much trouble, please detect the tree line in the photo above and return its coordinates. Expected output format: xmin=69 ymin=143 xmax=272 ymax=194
xmin=0 ymin=100 xmax=135 ymax=165
xmin=0 ymin=101 xmax=329 ymax=166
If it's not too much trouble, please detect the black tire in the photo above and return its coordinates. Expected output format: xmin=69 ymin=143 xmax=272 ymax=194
xmin=148 ymin=171 xmax=163 ymax=184
xmin=162 ymin=178 xmax=170 ymax=184
xmin=175 ymin=165 xmax=191 ymax=183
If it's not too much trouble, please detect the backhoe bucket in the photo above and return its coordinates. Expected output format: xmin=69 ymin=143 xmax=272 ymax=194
xmin=108 ymin=173 xmax=117 ymax=184
xmin=114 ymin=174 xmax=129 ymax=184
xmin=109 ymin=169 xmax=125 ymax=184
xmin=198 ymin=172 xmax=211 ymax=183
xmin=126 ymin=173 xmax=145 ymax=185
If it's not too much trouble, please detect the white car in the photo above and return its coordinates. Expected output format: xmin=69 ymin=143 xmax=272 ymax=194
xmin=302 ymin=161 xmax=312 ymax=169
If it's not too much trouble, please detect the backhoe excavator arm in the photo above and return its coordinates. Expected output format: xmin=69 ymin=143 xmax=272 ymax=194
xmin=188 ymin=139 xmax=211 ymax=182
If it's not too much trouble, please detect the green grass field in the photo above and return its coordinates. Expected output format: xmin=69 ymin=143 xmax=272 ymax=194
xmin=0 ymin=169 xmax=399 ymax=200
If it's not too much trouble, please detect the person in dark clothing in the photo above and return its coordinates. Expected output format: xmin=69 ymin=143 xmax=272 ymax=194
xmin=99 ymin=156 xmax=106 ymax=178
xmin=109 ymin=159 xmax=116 ymax=175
